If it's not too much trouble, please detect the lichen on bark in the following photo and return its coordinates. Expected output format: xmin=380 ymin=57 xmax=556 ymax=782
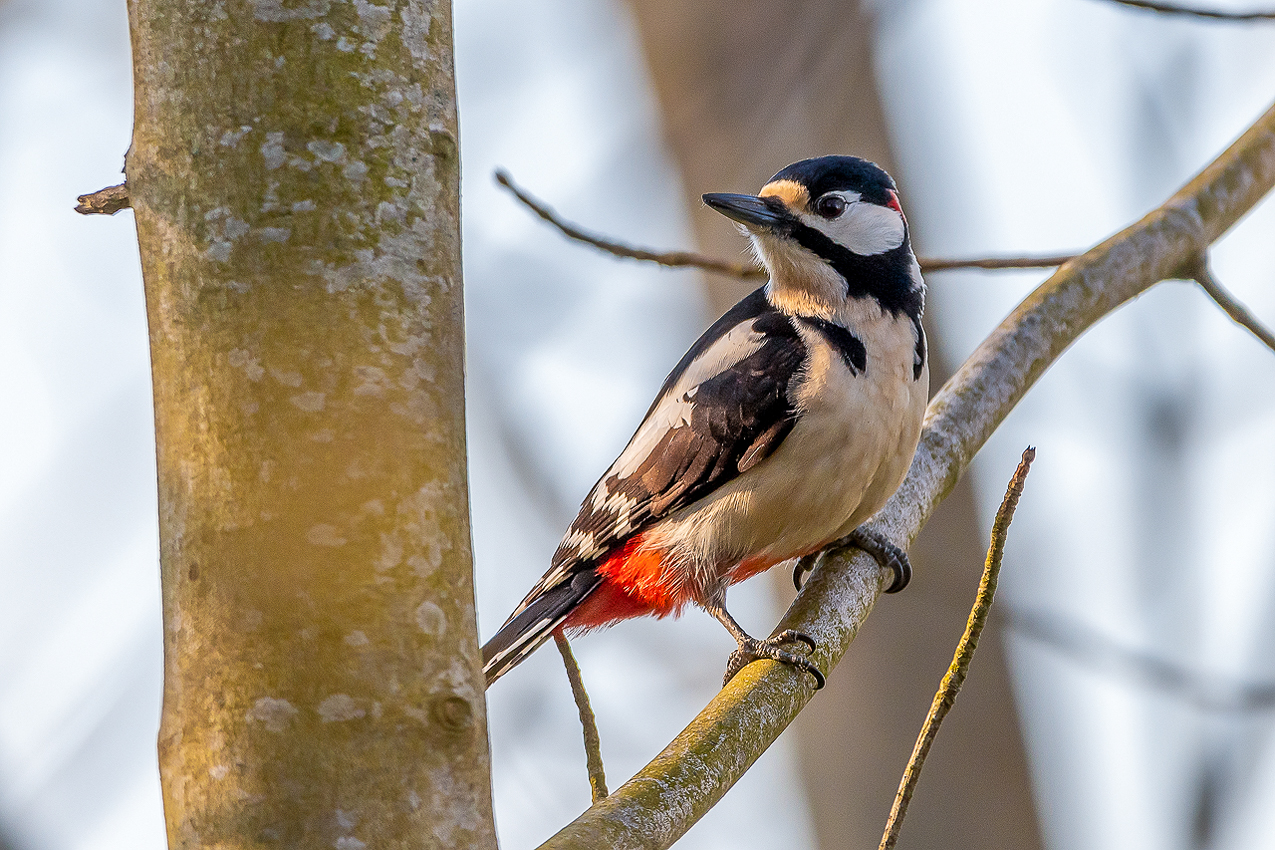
xmin=125 ymin=1 xmax=495 ymax=847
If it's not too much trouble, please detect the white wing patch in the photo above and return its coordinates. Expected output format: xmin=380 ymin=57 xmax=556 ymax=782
xmin=609 ymin=321 xmax=764 ymax=480
xmin=675 ymin=321 xmax=767 ymax=391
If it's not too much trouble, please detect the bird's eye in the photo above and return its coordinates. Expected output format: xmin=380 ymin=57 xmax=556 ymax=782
xmin=814 ymin=195 xmax=846 ymax=218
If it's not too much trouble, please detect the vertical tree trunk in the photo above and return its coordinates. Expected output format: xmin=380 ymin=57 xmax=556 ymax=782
xmin=125 ymin=2 xmax=497 ymax=847
xmin=624 ymin=3 xmax=1042 ymax=848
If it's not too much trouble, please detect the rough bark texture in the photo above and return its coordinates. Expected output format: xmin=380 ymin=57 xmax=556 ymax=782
xmin=538 ymin=98 xmax=1275 ymax=850
xmin=624 ymin=3 xmax=1041 ymax=847
xmin=125 ymin=2 xmax=497 ymax=847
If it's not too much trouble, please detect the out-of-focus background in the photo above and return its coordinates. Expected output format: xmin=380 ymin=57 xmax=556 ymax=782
xmin=3 ymin=0 xmax=1275 ymax=848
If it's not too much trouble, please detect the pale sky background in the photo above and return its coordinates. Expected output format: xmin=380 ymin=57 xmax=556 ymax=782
xmin=1 ymin=0 xmax=1275 ymax=849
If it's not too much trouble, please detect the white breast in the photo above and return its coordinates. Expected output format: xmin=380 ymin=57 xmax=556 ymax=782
xmin=645 ymin=300 xmax=928 ymax=599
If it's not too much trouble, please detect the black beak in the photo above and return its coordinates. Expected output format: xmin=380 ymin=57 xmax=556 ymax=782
xmin=702 ymin=193 xmax=789 ymax=230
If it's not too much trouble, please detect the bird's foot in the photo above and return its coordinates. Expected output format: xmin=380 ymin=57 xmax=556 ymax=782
xmin=846 ymin=526 xmax=911 ymax=593
xmin=792 ymin=553 xmax=821 ymax=591
xmin=723 ymin=629 xmax=824 ymax=690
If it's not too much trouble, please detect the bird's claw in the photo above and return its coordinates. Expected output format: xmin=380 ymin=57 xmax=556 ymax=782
xmin=847 ymin=527 xmax=912 ymax=594
xmin=792 ymin=553 xmax=820 ymax=591
xmin=772 ymin=629 xmax=816 ymax=653
xmin=795 ymin=531 xmax=910 ymax=594
xmin=723 ymin=630 xmax=824 ymax=689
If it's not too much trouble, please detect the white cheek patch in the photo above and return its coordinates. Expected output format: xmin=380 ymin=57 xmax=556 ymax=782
xmin=805 ymin=198 xmax=906 ymax=256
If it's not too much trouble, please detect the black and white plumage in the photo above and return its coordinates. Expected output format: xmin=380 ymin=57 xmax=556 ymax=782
xmin=483 ymin=156 xmax=928 ymax=689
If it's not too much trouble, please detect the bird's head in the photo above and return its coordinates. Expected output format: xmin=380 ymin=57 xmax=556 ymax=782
xmin=703 ymin=156 xmax=923 ymax=320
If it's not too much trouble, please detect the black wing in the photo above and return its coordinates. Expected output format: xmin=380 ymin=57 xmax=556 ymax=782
xmin=524 ymin=288 xmax=806 ymax=604
xmin=482 ymin=288 xmax=808 ymax=685
xmin=587 ymin=307 xmax=804 ymax=524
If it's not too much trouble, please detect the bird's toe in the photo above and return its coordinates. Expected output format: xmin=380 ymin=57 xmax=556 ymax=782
xmin=722 ymin=633 xmax=824 ymax=689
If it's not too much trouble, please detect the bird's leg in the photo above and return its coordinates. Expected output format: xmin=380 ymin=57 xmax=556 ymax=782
xmin=704 ymin=590 xmax=824 ymax=689
xmin=844 ymin=525 xmax=911 ymax=593
xmin=792 ymin=552 xmax=822 ymax=591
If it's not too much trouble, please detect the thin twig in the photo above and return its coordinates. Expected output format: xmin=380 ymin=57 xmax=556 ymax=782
xmin=920 ymin=254 xmax=1077 ymax=271
xmin=75 ymin=183 xmax=131 ymax=215
xmin=1189 ymin=258 xmax=1275 ymax=355
xmin=554 ymin=632 xmax=608 ymax=803
xmin=494 ymin=169 xmax=1077 ymax=276
xmin=878 ymin=447 xmax=1035 ymax=850
xmin=1098 ymin=0 xmax=1275 ymax=20
xmin=495 ymin=170 xmax=762 ymax=278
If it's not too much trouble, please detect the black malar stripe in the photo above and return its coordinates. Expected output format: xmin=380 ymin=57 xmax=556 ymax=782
xmin=797 ymin=316 xmax=867 ymax=375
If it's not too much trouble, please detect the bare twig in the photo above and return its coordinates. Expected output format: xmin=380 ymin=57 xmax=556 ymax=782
xmin=494 ymin=169 xmax=1077 ymax=276
xmin=1097 ymin=0 xmax=1275 ymax=20
xmin=554 ymin=632 xmax=608 ymax=803
xmin=538 ymin=98 xmax=1275 ymax=850
xmin=920 ymin=254 xmax=1077 ymax=271
xmin=1189 ymin=258 xmax=1275 ymax=354
xmin=879 ymin=448 xmax=1034 ymax=850
xmin=75 ymin=183 xmax=131 ymax=215
xmin=495 ymin=170 xmax=762 ymax=278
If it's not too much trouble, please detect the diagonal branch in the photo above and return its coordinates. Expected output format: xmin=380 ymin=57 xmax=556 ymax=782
xmin=537 ymin=98 xmax=1275 ymax=850
xmin=494 ymin=170 xmax=1079 ymax=276
xmin=1097 ymin=0 xmax=1275 ymax=20
xmin=879 ymin=447 xmax=1034 ymax=850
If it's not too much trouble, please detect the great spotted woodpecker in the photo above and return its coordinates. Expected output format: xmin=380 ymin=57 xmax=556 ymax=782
xmin=482 ymin=156 xmax=928 ymax=690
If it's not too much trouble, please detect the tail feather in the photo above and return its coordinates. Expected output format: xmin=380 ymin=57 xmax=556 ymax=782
xmin=482 ymin=570 xmax=602 ymax=688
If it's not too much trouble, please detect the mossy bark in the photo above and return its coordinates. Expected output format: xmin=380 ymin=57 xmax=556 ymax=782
xmin=124 ymin=1 xmax=496 ymax=847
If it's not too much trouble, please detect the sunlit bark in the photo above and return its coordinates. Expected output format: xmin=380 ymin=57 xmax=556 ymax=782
xmin=125 ymin=1 xmax=496 ymax=846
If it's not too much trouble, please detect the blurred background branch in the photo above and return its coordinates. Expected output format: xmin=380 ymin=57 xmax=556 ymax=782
xmin=1004 ymin=606 xmax=1275 ymax=712
xmin=1099 ymin=0 xmax=1275 ymax=21
xmin=495 ymin=170 xmax=764 ymax=278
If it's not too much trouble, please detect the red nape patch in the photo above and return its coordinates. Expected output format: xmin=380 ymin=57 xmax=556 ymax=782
xmin=564 ymin=534 xmax=689 ymax=631
xmin=886 ymin=189 xmax=905 ymax=218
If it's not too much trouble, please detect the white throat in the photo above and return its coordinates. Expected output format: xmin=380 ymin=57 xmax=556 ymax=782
xmin=749 ymin=231 xmax=846 ymax=320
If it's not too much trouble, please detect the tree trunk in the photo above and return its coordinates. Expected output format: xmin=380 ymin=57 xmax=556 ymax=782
xmin=125 ymin=2 xmax=496 ymax=847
